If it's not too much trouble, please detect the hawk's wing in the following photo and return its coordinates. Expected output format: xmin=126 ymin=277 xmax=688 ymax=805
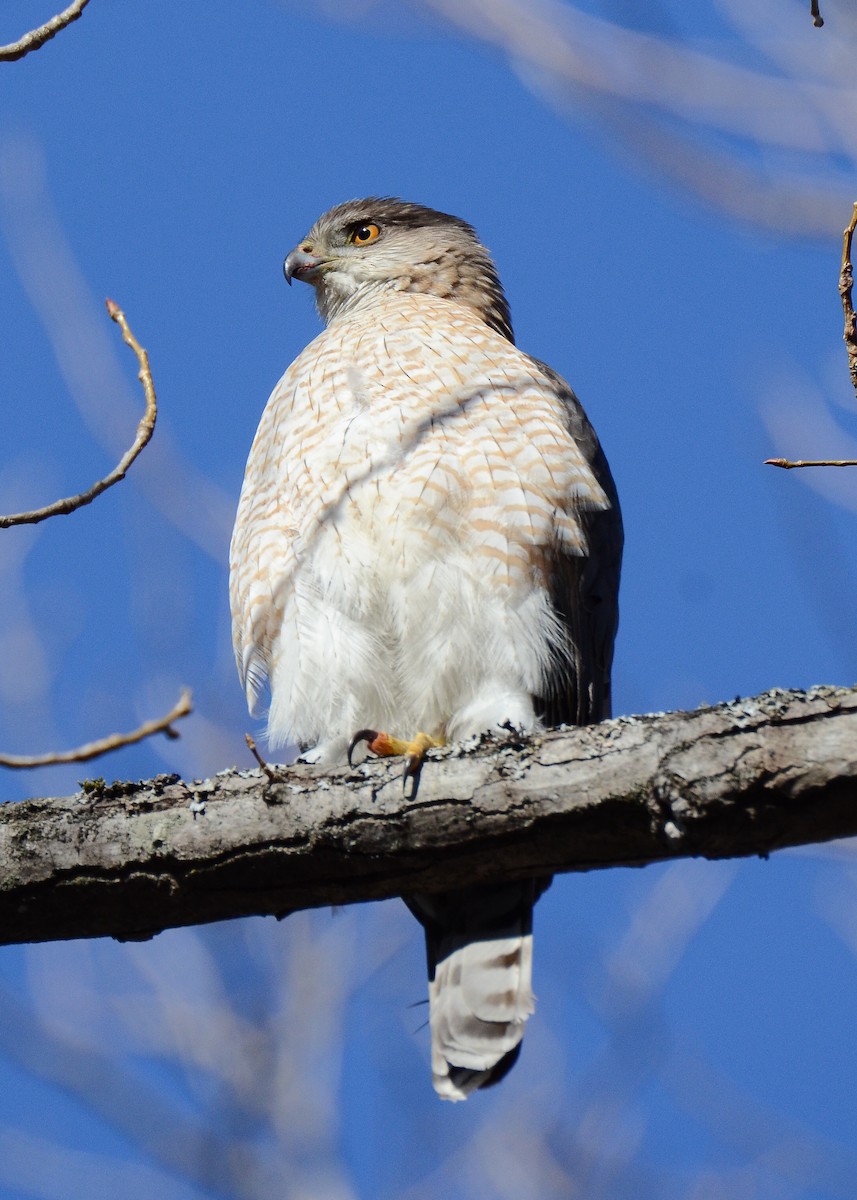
xmin=528 ymin=358 xmax=623 ymax=727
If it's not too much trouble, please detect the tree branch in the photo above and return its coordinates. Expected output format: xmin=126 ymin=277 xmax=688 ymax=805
xmin=0 ymin=299 xmax=156 ymax=529
xmin=0 ymin=688 xmax=192 ymax=770
xmin=766 ymin=201 xmax=857 ymax=469
xmin=839 ymin=199 xmax=857 ymax=401
xmin=764 ymin=457 xmax=857 ymax=469
xmin=0 ymin=0 xmax=90 ymax=63
xmin=1 ymin=685 xmax=856 ymax=947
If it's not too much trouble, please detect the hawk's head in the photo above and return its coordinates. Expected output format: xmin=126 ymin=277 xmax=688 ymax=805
xmin=283 ymin=198 xmax=514 ymax=343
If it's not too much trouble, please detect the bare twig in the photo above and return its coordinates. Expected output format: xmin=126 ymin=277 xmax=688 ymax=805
xmin=810 ymin=0 xmax=824 ymax=27
xmin=765 ymin=457 xmax=857 ymax=469
xmin=0 ymin=688 xmax=192 ymax=769
xmin=839 ymin=200 xmax=857 ymax=401
xmin=766 ymin=204 xmax=857 ymax=470
xmin=245 ymin=733 xmax=277 ymax=782
xmin=0 ymin=0 xmax=90 ymax=62
xmin=0 ymin=299 xmax=157 ymax=528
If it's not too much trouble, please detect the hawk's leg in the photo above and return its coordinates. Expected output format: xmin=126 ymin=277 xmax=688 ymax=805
xmin=348 ymin=729 xmax=445 ymax=797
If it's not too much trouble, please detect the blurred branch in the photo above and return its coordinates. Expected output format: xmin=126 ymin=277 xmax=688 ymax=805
xmin=0 ymin=983 xmax=255 ymax=1199
xmin=412 ymin=0 xmax=855 ymax=235
xmin=0 ymin=688 xmax=192 ymax=769
xmin=0 ymin=0 xmax=90 ymax=62
xmin=0 ymin=300 xmax=157 ymax=528
xmin=1 ymin=685 xmax=856 ymax=946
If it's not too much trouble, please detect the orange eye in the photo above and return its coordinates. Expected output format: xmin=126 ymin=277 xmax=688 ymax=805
xmin=350 ymin=223 xmax=380 ymax=246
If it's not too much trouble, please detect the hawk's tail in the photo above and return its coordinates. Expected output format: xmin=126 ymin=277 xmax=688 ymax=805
xmin=406 ymin=878 xmax=550 ymax=1101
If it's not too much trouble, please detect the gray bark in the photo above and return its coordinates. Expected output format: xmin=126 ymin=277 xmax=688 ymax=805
xmin=1 ymin=685 xmax=856 ymax=947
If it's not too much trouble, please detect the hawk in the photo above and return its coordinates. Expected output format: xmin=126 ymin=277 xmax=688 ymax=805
xmin=230 ymin=198 xmax=622 ymax=1100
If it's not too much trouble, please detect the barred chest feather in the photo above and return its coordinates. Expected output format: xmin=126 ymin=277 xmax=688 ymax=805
xmin=229 ymin=292 xmax=608 ymax=758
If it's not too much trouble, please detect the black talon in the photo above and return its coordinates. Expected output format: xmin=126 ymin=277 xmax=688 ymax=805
xmin=402 ymin=753 xmax=423 ymax=799
xmin=348 ymin=728 xmax=378 ymax=767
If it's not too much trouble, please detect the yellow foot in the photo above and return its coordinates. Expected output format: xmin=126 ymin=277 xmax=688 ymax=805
xmin=348 ymin=729 xmax=445 ymax=797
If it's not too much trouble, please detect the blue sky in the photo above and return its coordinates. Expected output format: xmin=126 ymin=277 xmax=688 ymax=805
xmin=1 ymin=1 xmax=856 ymax=1197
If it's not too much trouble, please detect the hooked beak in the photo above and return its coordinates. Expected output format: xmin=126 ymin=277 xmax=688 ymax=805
xmin=283 ymin=245 xmax=329 ymax=286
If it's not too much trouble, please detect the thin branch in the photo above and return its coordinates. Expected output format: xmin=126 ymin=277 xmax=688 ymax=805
xmin=245 ymin=732 xmax=277 ymax=782
xmin=810 ymin=0 xmax=824 ymax=27
xmin=0 ymin=0 xmax=90 ymax=62
xmin=765 ymin=457 xmax=857 ymax=468
xmin=766 ymin=203 xmax=857 ymax=470
xmin=0 ymin=685 xmax=855 ymax=946
xmin=0 ymin=299 xmax=157 ymax=528
xmin=839 ymin=200 xmax=857 ymax=401
xmin=0 ymin=688 xmax=192 ymax=769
